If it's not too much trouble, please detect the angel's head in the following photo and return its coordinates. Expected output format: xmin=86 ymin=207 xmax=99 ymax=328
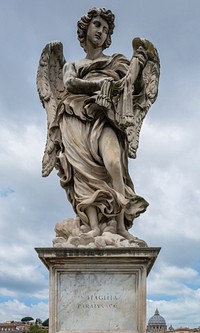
xmin=77 ymin=7 xmax=115 ymax=52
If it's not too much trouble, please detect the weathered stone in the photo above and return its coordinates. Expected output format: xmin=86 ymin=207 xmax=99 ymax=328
xmin=35 ymin=247 xmax=160 ymax=333
xmin=37 ymin=7 xmax=159 ymax=245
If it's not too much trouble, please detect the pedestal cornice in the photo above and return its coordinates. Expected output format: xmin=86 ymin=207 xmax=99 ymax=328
xmin=35 ymin=247 xmax=160 ymax=275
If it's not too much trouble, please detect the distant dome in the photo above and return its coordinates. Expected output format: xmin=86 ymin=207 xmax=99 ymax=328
xmin=148 ymin=309 xmax=166 ymax=325
xmin=147 ymin=309 xmax=167 ymax=332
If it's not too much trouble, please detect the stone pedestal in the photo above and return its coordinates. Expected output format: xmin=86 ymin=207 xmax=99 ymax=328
xmin=35 ymin=247 xmax=160 ymax=333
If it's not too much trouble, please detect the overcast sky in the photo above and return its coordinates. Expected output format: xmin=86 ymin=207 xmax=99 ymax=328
xmin=0 ymin=0 xmax=200 ymax=328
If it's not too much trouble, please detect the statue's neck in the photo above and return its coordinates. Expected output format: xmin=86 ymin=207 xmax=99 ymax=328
xmin=85 ymin=46 xmax=104 ymax=60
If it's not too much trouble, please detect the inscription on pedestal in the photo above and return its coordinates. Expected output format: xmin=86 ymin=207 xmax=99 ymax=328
xmin=58 ymin=273 xmax=137 ymax=331
xmin=77 ymin=294 xmax=119 ymax=309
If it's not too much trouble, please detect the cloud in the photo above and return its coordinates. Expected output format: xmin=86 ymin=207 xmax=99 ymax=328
xmin=0 ymin=0 xmax=200 ymax=328
xmin=147 ymin=265 xmax=200 ymax=327
xmin=0 ymin=188 xmax=15 ymax=198
xmin=147 ymin=294 xmax=200 ymax=328
xmin=0 ymin=243 xmax=48 ymax=299
xmin=148 ymin=264 xmax=200 ymax=297
xmin=0 ymin=123 xmax=44 ymax=174
xmin=0 ymin=299 xmax=48 ymax=322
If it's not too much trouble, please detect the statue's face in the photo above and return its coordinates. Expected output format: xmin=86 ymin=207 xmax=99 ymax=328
xmin=86 ymin=15 xmax=109 ymax=49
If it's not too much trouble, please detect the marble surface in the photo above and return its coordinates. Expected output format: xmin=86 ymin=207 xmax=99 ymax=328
xmin=37 ymin=7 xmax=160 ymax=244
xmin=35 ymin=247 xmax=160 ymax=333
xmin=58 ymin=272 xmax=136 ymax=331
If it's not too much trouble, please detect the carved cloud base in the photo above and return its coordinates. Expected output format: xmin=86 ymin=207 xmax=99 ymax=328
xmin=35 ymin=247 xmax=160 ymax=333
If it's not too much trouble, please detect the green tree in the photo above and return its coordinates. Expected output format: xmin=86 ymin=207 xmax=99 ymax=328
xmin=28 ymin=324 xmax=48 ymax=333
xmin=42 ymin=319 xmax=49 ymax=327
xmin=21 ymin=316 xmax=34 ymax=322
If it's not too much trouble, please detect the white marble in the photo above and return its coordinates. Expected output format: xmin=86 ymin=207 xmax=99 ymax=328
xmin=35 ymin=247 xmax=160 ymax=333
xmin=37 ymin=7 xmax=160 ymax=244
xmin=58 ymin=273 xmax=136 ymax=331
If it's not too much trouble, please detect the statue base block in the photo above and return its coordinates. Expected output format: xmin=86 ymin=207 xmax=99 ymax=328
xmin=35 ymin=247 xmax=160 ymax=333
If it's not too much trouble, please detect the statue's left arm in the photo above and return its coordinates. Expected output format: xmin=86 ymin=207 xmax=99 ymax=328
xmin=63 ymin=61 xmax=109 ymax=94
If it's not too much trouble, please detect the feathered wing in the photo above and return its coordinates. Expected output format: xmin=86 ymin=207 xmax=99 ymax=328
xmin=36 ymin=41 xmax=66 ymax=176
xmin=114 ymin=37 xmax=160 ymax=158
xmin=128 ymin=38 xmax=160 ymax=158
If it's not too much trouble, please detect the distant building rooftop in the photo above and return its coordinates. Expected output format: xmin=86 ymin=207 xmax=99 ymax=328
xmin=147 ymin=309 xmax=167 ymax=332
xmin=0 ymin=322 xmax=28 ymax=332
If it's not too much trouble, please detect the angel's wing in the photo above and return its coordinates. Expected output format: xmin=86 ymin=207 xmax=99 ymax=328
xmin=114 ymin=38 xmax=160 ymax=158
xmin=36 ymin=41 xmax=66 ymax=176
xmin=127 ymin=38 xmax=160 ymax=158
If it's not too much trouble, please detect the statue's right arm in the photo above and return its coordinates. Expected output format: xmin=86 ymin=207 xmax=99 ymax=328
xmin=63 ymin=61 xmax=105 ymax=94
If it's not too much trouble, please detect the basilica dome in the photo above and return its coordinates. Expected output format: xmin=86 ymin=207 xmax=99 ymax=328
xmin=147 ymin=309 xmax=167 ymax=332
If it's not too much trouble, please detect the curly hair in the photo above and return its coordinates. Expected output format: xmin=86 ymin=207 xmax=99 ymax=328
xmin=77 ymin=7 xmax=115 ymax=52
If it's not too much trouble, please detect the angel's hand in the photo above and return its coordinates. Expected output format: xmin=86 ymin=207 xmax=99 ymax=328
xmin=111 ymin=78 xmax=124 ymax=94
xmin=101 ymin=77 xmax=114 ymax=83
xmin=99 ymin=77 xmax=114 ymax=94
xmin=134 ymin=46 xmax=148 ymax=69
xmin=65 ymin=77 xmax=76 ymax=90
xmin=96 ymin=78 xmax=115 ymax=109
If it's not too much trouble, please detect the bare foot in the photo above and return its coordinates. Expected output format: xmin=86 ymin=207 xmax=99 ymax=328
xmin=117 ymin=228 xmax=136 ymax=240
xmin=81 ymin=227 xmax=101 ymax=238
xmin=118 ymin=228 xmax=148 ymax=247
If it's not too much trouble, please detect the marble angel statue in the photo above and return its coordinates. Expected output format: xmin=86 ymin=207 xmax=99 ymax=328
xmin=37 ymin=7 xmax=160 ymax=248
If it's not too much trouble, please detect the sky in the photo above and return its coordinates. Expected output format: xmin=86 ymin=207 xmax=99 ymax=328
xmin=0 ymin=0 xmax=200 ymax=328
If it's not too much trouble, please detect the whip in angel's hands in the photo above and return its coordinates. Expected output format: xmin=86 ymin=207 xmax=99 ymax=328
xmin=36 ymin=7 xmax=160 ymax=248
